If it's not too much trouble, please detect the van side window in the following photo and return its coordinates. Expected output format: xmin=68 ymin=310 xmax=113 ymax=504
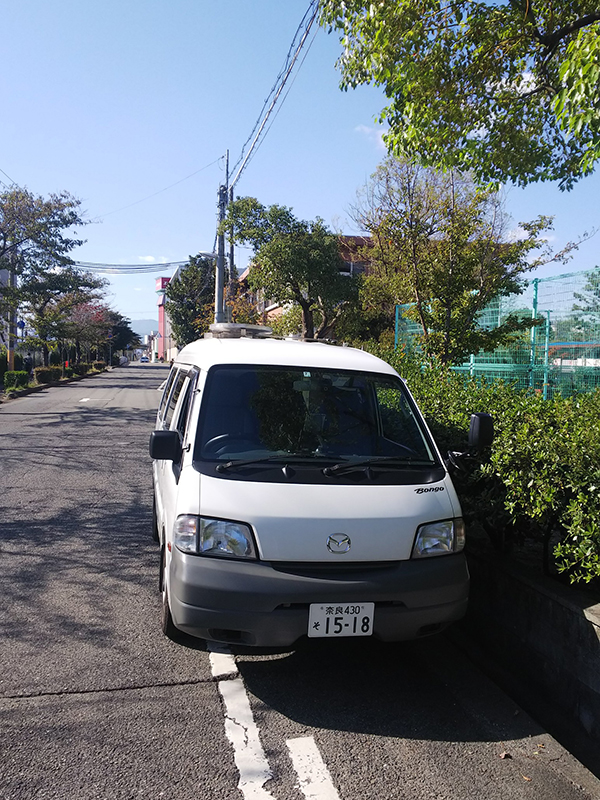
xmin=158 ymin=368 xmax=178 ymax=422
xmin=164 ymin=372 xmax=187 ymax=430
xmin=174 ymin=374 xmax=195 ymax=443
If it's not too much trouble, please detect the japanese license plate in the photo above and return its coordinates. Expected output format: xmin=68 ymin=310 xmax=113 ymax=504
xmin=308 ymin=603 xmax=375 ymax=638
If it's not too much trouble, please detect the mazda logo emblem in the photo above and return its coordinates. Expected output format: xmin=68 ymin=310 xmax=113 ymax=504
xmin=327 ymin=534 xmax=351 ymax=554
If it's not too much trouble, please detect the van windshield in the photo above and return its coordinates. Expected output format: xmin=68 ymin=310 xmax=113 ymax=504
xmin=196 ymin=365 xmax=437 ymax=466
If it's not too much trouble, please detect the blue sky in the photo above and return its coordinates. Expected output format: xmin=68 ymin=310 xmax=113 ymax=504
xmin=2 ymin=1 xmax=599 ymax=329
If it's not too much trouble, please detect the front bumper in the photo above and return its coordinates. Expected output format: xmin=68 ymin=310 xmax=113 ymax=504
xmin=169 ymin=550 xmax=469 ymax=647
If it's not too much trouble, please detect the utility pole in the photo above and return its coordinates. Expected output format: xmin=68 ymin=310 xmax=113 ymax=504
xmin=228 ymin=186 xmax=235 ymax=278
xmin=7 ymin=260 xmax=17 ymax=371
xmin=214 ymin=151 xmax=229 ymax=324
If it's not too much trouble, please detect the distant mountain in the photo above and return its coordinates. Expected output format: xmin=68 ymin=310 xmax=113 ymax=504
xmin=132 ymin=319 xmax=159 ymax=338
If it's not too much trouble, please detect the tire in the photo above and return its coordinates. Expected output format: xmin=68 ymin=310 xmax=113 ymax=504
xmin=152 ymin=495 xmax=159 ymax=543
xmin=160 ymin=546 xmax=178 ymax=640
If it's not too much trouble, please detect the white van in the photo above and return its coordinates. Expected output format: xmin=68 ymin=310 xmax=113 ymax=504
xmin=149 ymin=324 xmax=492 ymax=647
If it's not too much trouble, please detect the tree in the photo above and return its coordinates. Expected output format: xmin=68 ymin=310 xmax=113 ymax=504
xmin=223 ymin=197 xmax=358 ymax=339
xmin=104 ymin=310 xmax=141 ymax=354
xmin=19 ymin=267 xmax=105 ymax=365
xmin=68 ymin=302 xmax=113 ymax=362
xmin=225 ymin=277 xmax=260 ymax=325
xmin=319 ymin=0 xmax=600 ymax=188
xmin=0 ymin=187 xmax=88 ymax=358
xmin=164 ymin=255 xmax=215 ymax=347
xmin=0 ymin=187 xmax=86 ymax=277
xmin=351 ymin=158 xmax=566 ymax=365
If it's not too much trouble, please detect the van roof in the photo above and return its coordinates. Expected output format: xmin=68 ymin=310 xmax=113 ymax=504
xmin=175 ymin=337 xmax=399 ymax=376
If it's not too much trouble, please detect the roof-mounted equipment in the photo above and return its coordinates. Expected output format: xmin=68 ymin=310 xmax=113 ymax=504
xmin=204 ymin=323 xmax=273 ymax=340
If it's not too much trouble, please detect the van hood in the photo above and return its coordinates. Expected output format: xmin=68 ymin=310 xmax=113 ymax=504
xmin=199 ymin=474 xmax=460 ymax=562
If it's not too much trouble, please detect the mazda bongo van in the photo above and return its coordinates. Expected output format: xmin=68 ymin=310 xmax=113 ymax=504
xmin=149 ymin=323 xmax=491 ymax=647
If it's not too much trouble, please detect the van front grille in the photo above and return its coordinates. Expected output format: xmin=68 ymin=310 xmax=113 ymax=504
xmin=270 ymin=561 xmax=400 ymax=580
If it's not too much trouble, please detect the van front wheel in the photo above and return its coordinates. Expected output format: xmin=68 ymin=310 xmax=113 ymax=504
xmin=160 ymin=546 xmax=177 ymax=639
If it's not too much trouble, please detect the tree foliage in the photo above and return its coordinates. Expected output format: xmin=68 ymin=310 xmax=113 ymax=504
xmin=0 ymin=187 xmax=89 ymax=343
xmin=19 ymin=268 xmax=106 ymax=364
xmin=164 ymin=255 xmax=215 ymax=347
xmin=0 ymin=187 xmax=86 ymax=274
xmin=352 ymin=158 xmax=568 ymax=365
xmin=319 ymin=0 xmax=600 ymax=188
xmin=223 ymin=197 xmax=357 ymax=339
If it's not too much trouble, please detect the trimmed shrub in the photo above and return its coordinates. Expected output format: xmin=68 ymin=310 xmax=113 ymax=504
xmin=34 ymin=366 xmax=62 ymax=384
xmin=92 ymin=361 xmax=107 ymax=371
xmin=64 ymin=367 xmax=74 ymax=378
xmin=3 ymin=371 xmax=30 ymax=390
xmin=370 ymin=344 xmax=600 ymax=586
xmin=72 ymin=363 xmax=91 ymax=376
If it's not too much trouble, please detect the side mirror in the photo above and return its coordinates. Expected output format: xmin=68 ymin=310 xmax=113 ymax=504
xmin=468 ymin=413 xmax=494 ymax=450
xmin=149 ymin=430 xmax=181 ymax=461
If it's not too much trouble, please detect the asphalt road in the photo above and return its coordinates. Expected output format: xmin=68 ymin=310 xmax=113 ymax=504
xmin=1 ymin=364 xmax=598 ymax=800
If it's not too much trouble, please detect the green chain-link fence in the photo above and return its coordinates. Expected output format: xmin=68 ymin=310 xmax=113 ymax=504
xmin=395 ymin=267 xmax=600 ymax=397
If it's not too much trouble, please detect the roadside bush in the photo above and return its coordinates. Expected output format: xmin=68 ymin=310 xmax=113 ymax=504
xmin=371 ymin=344 xmax=600 ymax=586
xmin=92 ymin=360 xmax=107 ymax=371
xmin=3 ymin=370 xmax=30 ymax=390
xmin=64 ymin=367 xmax=74 ymax=378
xmin=34 ymin=366 xmax=62 ymax=384
xmin=72 ymin=363 xmax=91 ymax=375
xmin=0 ymin=347 xmax=6 ymax=384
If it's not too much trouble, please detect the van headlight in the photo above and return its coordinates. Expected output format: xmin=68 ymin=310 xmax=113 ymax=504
xmin=173 ymin=515 xmax=257 ymax=559
xmin=412 ymin=518 xmax=465 ymax=558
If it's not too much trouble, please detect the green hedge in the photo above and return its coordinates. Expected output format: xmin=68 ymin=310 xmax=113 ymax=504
xmin=34 ymin=366 xmax=62 ymax=384
xmin=3 ymin=370 xmax=30 ymax=390
xmin=72 ymin=363 xmax=91 ymax=375
xmin=92 ymin=361 xmax=107 ymax=371
xmin=0 ymin=349 xmax=23 ymax=384
xmin=371 ymin=345 xmax=600 ymax=586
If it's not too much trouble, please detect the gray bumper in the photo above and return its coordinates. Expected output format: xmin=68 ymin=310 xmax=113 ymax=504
xmin=169 ymin=550 xmax=469 ymax=647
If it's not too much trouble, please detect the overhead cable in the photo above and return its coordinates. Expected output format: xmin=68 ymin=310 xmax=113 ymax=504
xmin=73 ymin=254 xmax=216 ymax=274
xmin=90 ymin=155 xmax=225 ymax=221
xmin=230 ymin=0 xmax=319 ymax=190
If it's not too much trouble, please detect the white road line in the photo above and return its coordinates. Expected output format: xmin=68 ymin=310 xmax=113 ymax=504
xmin=218 ymin=677 xmax=276 ymax=800
xmin=208 ymin=646 xmax=340 ymax=800
xmin=208 ymin=642 xmax=238 ymax=679
xmin=286 ymin=737 xmax=341 ymax=800
xmin=79 ymin=398 xmax=90 ymax=402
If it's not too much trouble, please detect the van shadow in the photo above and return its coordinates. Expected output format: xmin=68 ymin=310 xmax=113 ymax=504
xmin=226 ymin=634 xmax=545 ymax=745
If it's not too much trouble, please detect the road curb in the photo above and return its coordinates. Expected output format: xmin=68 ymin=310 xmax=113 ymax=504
xmin=0 ymin=368 xmax=113 ymax=403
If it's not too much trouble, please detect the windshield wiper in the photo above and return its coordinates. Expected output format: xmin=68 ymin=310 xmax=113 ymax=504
xmin=215 ymin=455 xmax=290 ymax=473
xmin=323 ymin=456 xmax=429 ymax=476
xmin=215 ymin=452 xmax=332 ymax=472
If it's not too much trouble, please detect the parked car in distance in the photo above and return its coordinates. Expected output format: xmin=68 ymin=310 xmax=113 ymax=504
xmin=140 ymin=355 xmax=149 ymax=363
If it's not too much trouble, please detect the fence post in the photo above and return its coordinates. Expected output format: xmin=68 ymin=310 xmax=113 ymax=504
xmin=529 ymin=278 xmax=539 ymax=389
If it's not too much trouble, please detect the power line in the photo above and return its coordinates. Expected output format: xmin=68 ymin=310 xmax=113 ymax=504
xmin=229 ymin=1 xmax=317 ymax=179
xmin=230 ymin=0 xmax=319 ymax=190
xmin=73 ymin=255 xmax=215 ymax=275
xmin=90 ymin=156 xmax=225 ymax=221
xmin=0 ymin=167 xmax=17 ymax=186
